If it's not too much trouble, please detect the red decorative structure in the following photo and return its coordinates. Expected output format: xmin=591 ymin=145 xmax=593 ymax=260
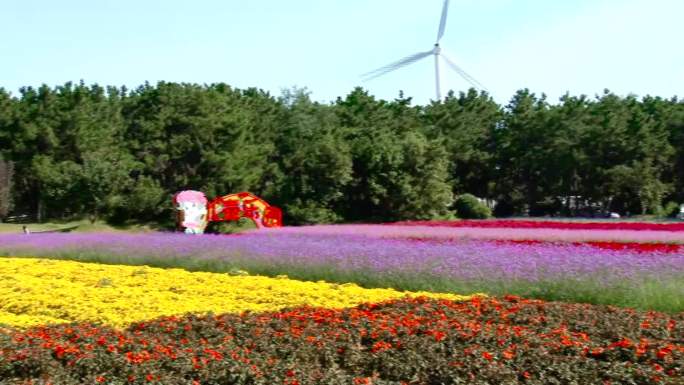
xmin=206 ymin=192 xmax=282 ymax=228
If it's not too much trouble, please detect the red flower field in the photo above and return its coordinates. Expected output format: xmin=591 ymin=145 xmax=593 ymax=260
xmin=2 ymin=296 xmax=683 ymax=384
xmin=392 ymin=219 xmax=684 ymax=232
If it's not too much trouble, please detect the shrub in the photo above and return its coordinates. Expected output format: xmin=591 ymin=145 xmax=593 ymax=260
xmin=204 ymin=218 xmax=256 ymax=234
xmin=454 ymin=193 xmax=491 ymax=219
xmin=662 ymin=201 xmax=682 ymax=218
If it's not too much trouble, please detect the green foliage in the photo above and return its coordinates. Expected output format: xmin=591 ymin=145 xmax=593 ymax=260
xmin=31 ymin=155 xmax=84 ymax=214
xmin=0 ymin=156 xmax=13 ymax=220
xmin=335 ymin=89 xmax=453 ymax=221
xmin=453 ymin=193 xmax=491 ymax=219
xmin=661 ymin=201 xmax=682 ymax=218
xmin=275 ymin=88 xmax=352 ymax=224
xmin=0 ymin=82 xmax=682 ymax=222
xmin=284 ymin=199 xmax=343 ymax=224
xmin=205 ymin=218 xmax=257 ymax=234
xmin=424 ymin=89 xmax=501 ymax=198
xmin=108 ymin=176 xmax=167 ymax=224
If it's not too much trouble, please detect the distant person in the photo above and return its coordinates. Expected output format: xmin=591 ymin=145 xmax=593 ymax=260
xmin=22 ymin=225 xmax=30 ymax=234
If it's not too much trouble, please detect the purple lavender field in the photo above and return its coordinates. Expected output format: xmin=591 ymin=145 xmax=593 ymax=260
xmin=2 ymin=225 xmax=684 ymax=311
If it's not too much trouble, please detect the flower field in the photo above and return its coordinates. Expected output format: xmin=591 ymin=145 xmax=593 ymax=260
xmin=2 ymin=222 xmax=684 ymax=311
xmin=2 ymin=296 xmax=683 ymax=384
xmin=1 ymin=219 xmax=684 ymax=383
xmin=392 ymin=219 xmax=684 ymax=231
xmin=0 ymin=257 xmax=471 ymax=329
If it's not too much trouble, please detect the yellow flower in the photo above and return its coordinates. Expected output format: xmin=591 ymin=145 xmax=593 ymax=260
xmin=0 ymin=257 xmax=479 ymax=329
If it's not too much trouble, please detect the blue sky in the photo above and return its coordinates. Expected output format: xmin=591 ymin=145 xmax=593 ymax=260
xmin=2 ymin=0 xmax=682 ymax=106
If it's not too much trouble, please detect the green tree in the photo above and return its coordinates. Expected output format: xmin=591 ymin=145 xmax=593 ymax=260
xmin=671 ymin=100 xmax=684 ymax=202
xmin=335 ymin=88 xmax=453 ymax=221
xmin=494 ymin=89 xmax=555 ymax=215
xmin=424 ymin=89 xmax=501 ymax=199
xmin=585 ymin=92 xmax=674 ymax=214
xmin=122 ymin=82 xmax=283 ymax=220
xmin=274 ymin=88 xmax=352 ymax=224
xmin=545 ymin=93 xmax=593 ymax=215
xmin=0 ymin=155 xmax=13 ymax=220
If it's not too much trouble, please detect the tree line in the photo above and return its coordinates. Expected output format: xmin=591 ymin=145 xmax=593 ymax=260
xmin=0 ymin=81 xmax=682 ymax=225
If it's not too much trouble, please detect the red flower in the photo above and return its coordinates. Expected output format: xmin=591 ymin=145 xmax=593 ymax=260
xmin=372 ymin=341 xmax=392 ymax=353
xmin=204 ymin=348 xmax=223 ymax=361
xmin=609 ymin=338 xmax=633 ymax=349
xmin=657 ymin=346 xmax=672 ymax=359
xmin=482 ymin=351 xmax=493 ymax=361
xmin=667 ymin=320 xmax=676 ymax=331
xmin=53 ymin=345 xmax=66 ymax=359
xmin=96 ymin=376 xmax=106 ymax=383
xmin=432 ymin=330 xmax=447 ymax=342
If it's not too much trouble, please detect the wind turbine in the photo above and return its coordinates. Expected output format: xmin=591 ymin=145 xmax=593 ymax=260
xmin=362 ymin=0 xmax=486 ymax=100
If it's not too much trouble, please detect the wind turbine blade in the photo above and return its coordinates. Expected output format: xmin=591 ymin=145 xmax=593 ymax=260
xmin=362 ymin=50 xmax=433 ymax=81
xmin=436 ymin=0 xmax=450 ymax=42
xmin=441 ymin=54 xmax=488 ymax=91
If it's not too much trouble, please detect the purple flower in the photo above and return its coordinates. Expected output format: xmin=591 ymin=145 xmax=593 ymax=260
xmin=2 ymin=225 xmax=684 ymax=288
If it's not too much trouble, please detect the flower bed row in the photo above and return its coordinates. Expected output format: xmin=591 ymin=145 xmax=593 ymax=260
xmin=2 ymin=296 xmax=683 ymax=384
xmin=274 ymin=224 xmax=684 ymax=244
xmin=391 ymin=219 xmax=684 ymax=232
xmin=2 ymin=231 xmax=684 ymax=312
xmin=400 ymin=238 xmax=684 ymax=254
xmin=0 ymin=257 xmax=472 ymax=329
xmin=3 ymin=232 xmax=684 ymax=286
xmin=502 ymin=239 xmax=684 ymax=253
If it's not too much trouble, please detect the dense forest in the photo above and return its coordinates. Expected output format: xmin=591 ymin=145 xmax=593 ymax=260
xmin=0 ymin=81 xmax=682 ymax=225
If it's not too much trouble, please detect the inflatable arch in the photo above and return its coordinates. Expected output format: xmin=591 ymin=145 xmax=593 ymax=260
xmin=206 ymin=192 xmax=282 ymax=229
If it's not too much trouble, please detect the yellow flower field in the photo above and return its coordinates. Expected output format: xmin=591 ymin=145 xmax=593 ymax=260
xmin=0 ymin=257 xmax=476 ymax=329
